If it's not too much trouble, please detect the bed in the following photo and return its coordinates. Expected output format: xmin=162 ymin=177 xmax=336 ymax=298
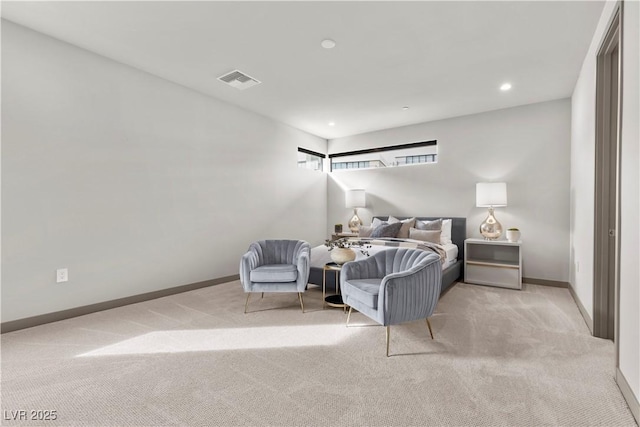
xmin=308 ymin=216 xmax=466 ymax=294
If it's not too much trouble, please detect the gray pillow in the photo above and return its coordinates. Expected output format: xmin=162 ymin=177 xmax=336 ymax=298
xmin=358 ymin=225 xmax=374 ymax=237
xmin=388 ymin=216 xmax=416 ymax=239
xmin=415 ymin=218 xmax=442 ymax=231
xmin=370 ymin=222 xmax=403 ymax=238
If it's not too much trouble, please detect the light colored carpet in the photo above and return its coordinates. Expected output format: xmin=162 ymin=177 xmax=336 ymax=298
xmin=1 ymin=281 xmax=636 ymax=426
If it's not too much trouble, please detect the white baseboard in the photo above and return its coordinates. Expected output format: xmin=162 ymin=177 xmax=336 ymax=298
xmin=617 ymin=368 xmax=640 ymax=424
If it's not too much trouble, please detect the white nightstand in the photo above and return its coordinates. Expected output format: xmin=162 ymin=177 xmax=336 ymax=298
xmin=464 ymin=238 xmax=522 ymax=290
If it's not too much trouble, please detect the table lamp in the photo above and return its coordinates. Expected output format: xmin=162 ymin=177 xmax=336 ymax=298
xmin=476 ymin=182 xmax=507 ymax=240
xmin=346 ymin=189 xmax=366 ymax=233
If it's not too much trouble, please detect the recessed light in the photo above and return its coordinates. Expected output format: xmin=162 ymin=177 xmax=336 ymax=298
xmin=500 ymin=83 xmax=512 ymax=91
xmin=321 ymin=39 xmax=336 ymax=49
xmin=402 ymin=106 xmax=410 ymax=110
xmin=328 ymin=122 xmax=335 ymax=126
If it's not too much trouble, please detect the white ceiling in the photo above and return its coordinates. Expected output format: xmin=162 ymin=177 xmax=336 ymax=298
xmin=1 ymin=1 xmax=605 ymax=140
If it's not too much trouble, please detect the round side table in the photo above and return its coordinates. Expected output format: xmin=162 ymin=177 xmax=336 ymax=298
xmin=322 ymin=262 xmax=347 ymax=311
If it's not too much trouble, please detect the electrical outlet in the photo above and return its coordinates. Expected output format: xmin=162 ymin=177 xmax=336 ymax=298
xmin=576 ymin=261 xmax=580 ymax=273
xmin=56 ymin=268 xmax=68 ymax=283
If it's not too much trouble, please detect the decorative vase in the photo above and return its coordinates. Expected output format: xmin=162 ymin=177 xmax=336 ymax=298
xmin=506 ymin=229 xmax=521 ymax=243
xmin=331 ymin=248 xmax=356 ymax=265
xmin=479 ymin=207 xmax=503 ymax=240
xmin=348 ymin=208 xmax=362 ymax=233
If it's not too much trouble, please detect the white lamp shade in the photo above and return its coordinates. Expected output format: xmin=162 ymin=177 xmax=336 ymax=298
xmin=476 ymin=182 xmax=507 ymax=207
xmin=346 ymin=189 xmax=366 ymax=208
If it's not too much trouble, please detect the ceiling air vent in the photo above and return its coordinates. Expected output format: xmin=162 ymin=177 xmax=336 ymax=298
xmin=217 ymin=70 xmax=261 ymax=90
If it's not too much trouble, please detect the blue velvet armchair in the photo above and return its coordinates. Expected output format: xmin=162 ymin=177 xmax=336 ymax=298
xmin=340 ymin=248 xmax=442 ymax=356
xmin=239 ymin=239 xmax=310 ymax=313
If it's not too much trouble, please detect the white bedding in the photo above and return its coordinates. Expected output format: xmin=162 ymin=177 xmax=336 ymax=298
xmin=441 ymin=242 xmax=459 ymax=269
xmin=311 ymin=240 xmax=459 ymax=270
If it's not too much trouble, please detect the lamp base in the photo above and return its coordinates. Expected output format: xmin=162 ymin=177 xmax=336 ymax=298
xmin=348 ymin=208 xmax=362 ymax=233
xmin=479 ymin=207 xmax=503 ymax=240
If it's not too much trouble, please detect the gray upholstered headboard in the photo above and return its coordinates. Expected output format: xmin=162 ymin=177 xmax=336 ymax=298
xmin=371 ymin=216 xmax=467 ymax=261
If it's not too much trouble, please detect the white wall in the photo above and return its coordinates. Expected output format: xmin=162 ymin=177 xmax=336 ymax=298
xmin=1 ymin=21 xmax=327 ymax=322
xmin=570 ymin=0 xmax=639 ymax=412
xmin=618 ymin=0 xmax=639 ymax=411
xmin=327 ymin=99 xmax=571 ymax=282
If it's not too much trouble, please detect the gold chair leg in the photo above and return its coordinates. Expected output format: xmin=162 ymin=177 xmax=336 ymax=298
xmin=244 ymin=293 xmax=251 ymax=314
xmin=426 ymin=318 xmax=434 ymax=339
xmin=298 ymin=292 xmax=304 ymax=313
xmin=386 ymin=326 xmax=391 ymax=357
xmin=346 ymin=306 xmax=353 ymax=327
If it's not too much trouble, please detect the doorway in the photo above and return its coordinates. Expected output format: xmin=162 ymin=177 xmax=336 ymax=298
xmin=593 ymin=8 xmax=620 ymax=341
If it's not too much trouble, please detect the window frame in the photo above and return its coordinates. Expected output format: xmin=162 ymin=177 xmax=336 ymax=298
xmin=297 ymin=147 xmax=326 ymax=172
xmin=328 ymin=140 xmax=437 ymax=172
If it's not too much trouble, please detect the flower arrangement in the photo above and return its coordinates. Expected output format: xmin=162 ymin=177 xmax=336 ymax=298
xmin=507 ymin=227 xmax=520 ymax=231
xmin=324 ymin=237 xmax=371 ymax=256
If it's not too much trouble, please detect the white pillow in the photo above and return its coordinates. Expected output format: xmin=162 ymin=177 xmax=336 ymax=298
xmin=371 ymin=217 xmax=385 ymax=228
xmin=441 ymin=219 xmax=453 ymax=245
xmin=409 ymin=228 xmax=442 ymax=244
